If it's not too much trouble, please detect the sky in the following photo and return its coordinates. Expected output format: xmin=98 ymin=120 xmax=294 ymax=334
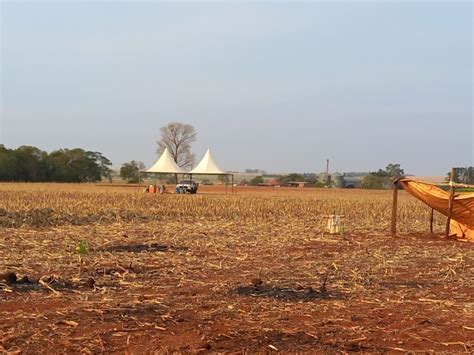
xmin=1 ymin=1 xmax=472 ymax=175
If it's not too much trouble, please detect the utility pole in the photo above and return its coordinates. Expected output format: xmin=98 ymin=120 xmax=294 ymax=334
xmin=325 ymin=159 xmax=331 ymax=187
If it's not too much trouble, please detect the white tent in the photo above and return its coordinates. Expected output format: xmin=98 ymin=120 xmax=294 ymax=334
xmin=146 ymin=148 xmax=186 ymax=174
xmin=189 ymin=148 xmax=234 ymax=193
xmin=189 ymin=149 xmax=226 ymax=175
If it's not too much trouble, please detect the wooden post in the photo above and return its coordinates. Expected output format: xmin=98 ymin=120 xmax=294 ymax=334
xmin=429 ymin=208 xmax=434 ymax=234
xmin=445 ymin=167 xmax=456 ymax=238
xmin=391 ymin=180 xmax=398 ymax=237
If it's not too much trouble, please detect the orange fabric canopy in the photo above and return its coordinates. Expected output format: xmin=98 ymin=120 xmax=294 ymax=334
xmin=398 ymin=179 xmax=474 ymax=241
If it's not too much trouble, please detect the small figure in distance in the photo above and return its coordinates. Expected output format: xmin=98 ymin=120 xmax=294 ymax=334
xmin=159 ymin=184 xmax=166 ymax=195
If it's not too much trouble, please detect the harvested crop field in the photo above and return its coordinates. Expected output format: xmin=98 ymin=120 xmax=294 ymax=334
xmin=0 ymin=184 xmax=473 ymax=353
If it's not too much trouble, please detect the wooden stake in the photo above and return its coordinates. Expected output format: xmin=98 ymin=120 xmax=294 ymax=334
xmin=429 ymin=208 xmax=434 ymax=234
xmin=445 ymin=167 xmax=456 ymax=238
xmin=391 ymin=180 xmax=398 ymax=237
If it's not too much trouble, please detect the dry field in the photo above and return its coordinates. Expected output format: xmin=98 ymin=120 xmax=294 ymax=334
xmin=0 ymin=183 xmax=473 ymax=353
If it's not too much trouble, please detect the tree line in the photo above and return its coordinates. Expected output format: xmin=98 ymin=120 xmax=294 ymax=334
xmin=360 ymin=163 xmax=405 ymax=189
xmin=0 ymin=145 xmax=112 ymax=182
xmin=448 ymin=167 xmax=474 ymax=185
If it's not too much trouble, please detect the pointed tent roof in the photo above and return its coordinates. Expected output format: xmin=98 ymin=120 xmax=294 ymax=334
xmin=146 ymin=148 xmax=186 ymax=174
xmin=189 ymin=149 xmax=227 ymax=175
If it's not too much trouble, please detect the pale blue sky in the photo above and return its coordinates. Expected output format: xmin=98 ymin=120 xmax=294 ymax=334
xmin=1 ymin=1 xmax=472 ymax=174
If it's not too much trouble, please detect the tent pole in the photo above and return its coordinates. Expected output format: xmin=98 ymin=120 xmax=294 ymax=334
xmin=225 ymin=175 xmax=228 ymax=195
xmin=391 ymin=179 xmax=398 ymax=237
xmin=429 ymin=208 xmax=434 ymax=234
xmin=232 ymin=174 xmax=234 ymax=194
xmin=445 ymin=167 xmax=456 ymax=238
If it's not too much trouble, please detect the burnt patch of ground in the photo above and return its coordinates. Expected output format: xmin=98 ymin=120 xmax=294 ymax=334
xmin=98 ymin=243 xmax=189 ymax=253
xmin=234 ymin=284 xmax=341 ymax=301
xmin=0 ymin=272 xmax=91 ymax=293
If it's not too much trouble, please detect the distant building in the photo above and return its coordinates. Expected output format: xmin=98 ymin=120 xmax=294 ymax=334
xmin=258 ymin=178 xmax=281 ymax=187
xmin=333 ymin=173 xmax=344 ymax=188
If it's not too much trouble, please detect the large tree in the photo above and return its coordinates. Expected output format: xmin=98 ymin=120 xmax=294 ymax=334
xmin=120 ymin=160 xmax=145 ymax=183
xmin=361 ymin=163 xmax=405 ymax=189
xmin=156 ymin=122 xmax=197 ymax=169
xmin=45 ymin=148 xmax=112 ymax=182
xmin=385 ymin=163 xmax=405 ymax=178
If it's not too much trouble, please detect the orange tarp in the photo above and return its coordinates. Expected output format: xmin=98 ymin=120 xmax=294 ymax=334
xmin=398 ymin=179 xmax=474 ymax=241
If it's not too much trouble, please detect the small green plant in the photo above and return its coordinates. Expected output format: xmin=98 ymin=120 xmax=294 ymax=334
xmin=76 ymin=240 xmax=88 ymax=255
xmin=339 ymin=224 xmax=345 ymax=237
xmin=75 ymin=240 xmax=88 ymax=275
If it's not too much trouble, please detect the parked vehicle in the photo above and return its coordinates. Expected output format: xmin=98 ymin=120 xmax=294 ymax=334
xmin=176 ymin=180 xmax=198 ymax=194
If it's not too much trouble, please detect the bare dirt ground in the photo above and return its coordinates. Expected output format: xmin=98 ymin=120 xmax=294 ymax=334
xmin=0 ymin=185 xmax=473 ymax=353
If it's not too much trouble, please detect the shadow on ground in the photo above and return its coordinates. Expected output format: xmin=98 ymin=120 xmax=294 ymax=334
xmin=0 ymin=274 xmax=80 ymax=293
xmin=234 ymin=285 xmax=342 ymax=302
xmin=99 ymin=243 xmax=189 ymax=253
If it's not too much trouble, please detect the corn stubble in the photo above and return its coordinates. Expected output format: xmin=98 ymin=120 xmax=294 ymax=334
xmin=0 ymin=184 xmax=444 ymax=234
xmin=0 ymin=183 xmax=471 ymax=353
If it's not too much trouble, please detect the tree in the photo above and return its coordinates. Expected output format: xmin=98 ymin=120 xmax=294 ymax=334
xmin=88 ymin=151 xmax=113 ymax=182
xmin=361 ymin=163 xmax=405 ymax=189
xmin=14 ymin=146 xmax=48 ymax=182
xmin=280 ymin=173 xmax=306 ymax=185
xmin=45 ymin=148 xmax=112 ymax=182
xmin=447 ymin=167 xmax=474 ymax=184
xmin=249 ymin=176 xmax=264 ymax=186
xmin=313 ymin=181 xmax=325 ymax=188
xmin=385 ymin=163 xmax=405 ymax=178
xmin=361 ymin=174 xmax=386 ymax=189
xmin=120 ymin=161 xmax=145 ymax=183
xmin=217 ymin=174 xmax=229 ymax=184
xmin=156 ymin=122 xmax=197 ymax=169
xmin=0 ymin=145 xmax=18 ymax=181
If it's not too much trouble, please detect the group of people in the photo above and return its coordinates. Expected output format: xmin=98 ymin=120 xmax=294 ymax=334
xmin=145 ymin=184 xmax=167 ymax=194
